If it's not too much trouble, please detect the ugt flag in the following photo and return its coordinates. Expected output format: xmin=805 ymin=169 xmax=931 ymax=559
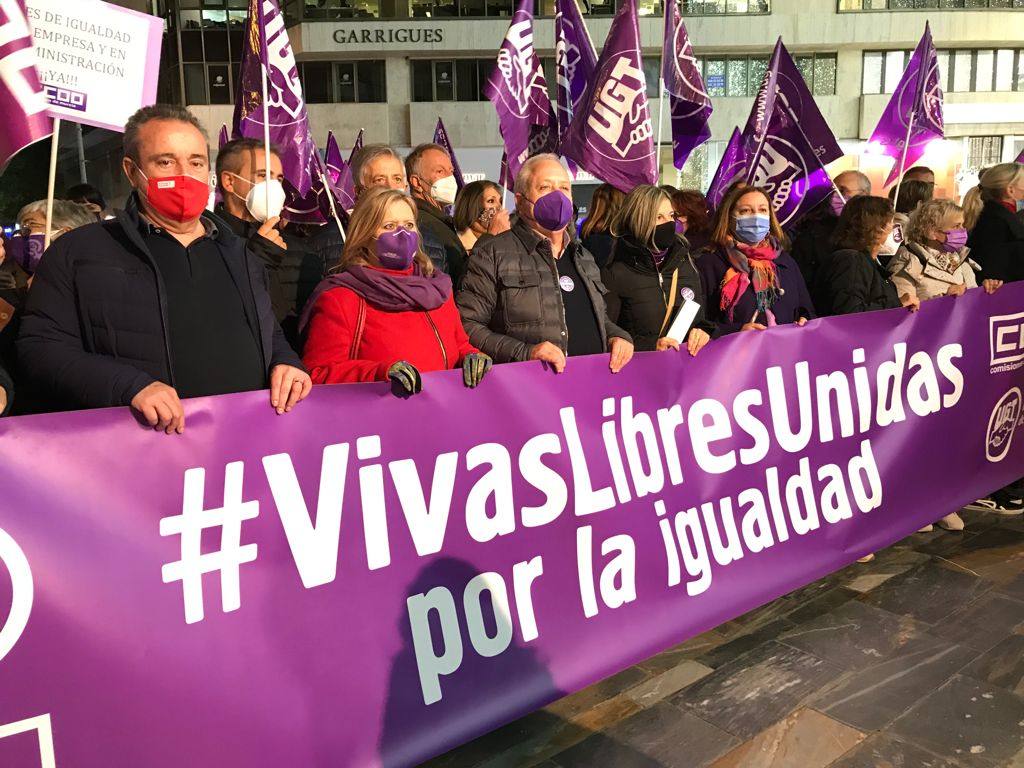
xmin=662 ymin=1 xmax=712 ymax=170
xmin=233 ymin=0 xmax=318 ymax=196
xmin=282 ymin=145 xmax=329 ymax=224
xmin=0 ymin=0 xmax=52 ymax=170
xmin=740 ymin=38 xmax=842 ymax=228
xmin=706 ymin=127 xmax=746 ymax=210
xmin=484 ymin=0 xmax=557 ymax=180
xmin=562 ymin=0 xmax=657 ymax=192
xmin=324 ymin=130 xmax=355 ymax=214
xmin=869 ymin=23 xmax=944 ymax=187
xmin=433 ymin=117 xmax=466 ymax=191
xmin=348 ymin=127 xmax=364 ymax=165
xmin=554 ymin=0 xmax=597 ymax=145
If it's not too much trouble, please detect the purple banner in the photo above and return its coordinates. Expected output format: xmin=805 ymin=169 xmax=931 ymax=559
xmin=2 ymin=287 xmax=1024 ymax=767
xmin=662 ymin=5 xmax=712 ymax=170
xmin=0 ymin=0 xmax=52 ymax=170
xmin=869 ymin=23 xmax=944 ymax=187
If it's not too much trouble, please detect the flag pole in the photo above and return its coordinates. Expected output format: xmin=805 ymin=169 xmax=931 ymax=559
xmin=260 ymin=21 xmax=272 ymax=219
xmin=891 ymin=110 xmax=916 ymax=211
xmin=318 ymin=169 xmax=346 ymax=243
xmin=44 ymin=118 xmax=61 ymax=251
xmin=780 ymin=99 xmax=845 ymax=202
xmin=656 ymin=2 xmax=668 ymax=185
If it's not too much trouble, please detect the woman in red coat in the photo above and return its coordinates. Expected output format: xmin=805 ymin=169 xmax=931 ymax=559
xmin=301 ymin=188 xmax=491 ymax=394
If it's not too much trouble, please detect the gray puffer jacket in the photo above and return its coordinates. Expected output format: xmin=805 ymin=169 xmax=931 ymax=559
xmin=456 ymin=219 xmax=631 ymax=363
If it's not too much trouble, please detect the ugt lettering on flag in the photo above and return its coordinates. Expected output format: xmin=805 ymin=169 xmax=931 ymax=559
xmin=0 ymin=0 xmax=52 ymax=170
xmin=740 ymin=38 xmax=842 ymax=228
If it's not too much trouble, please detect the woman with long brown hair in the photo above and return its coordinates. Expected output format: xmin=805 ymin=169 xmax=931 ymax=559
xmin=695 ymin=184 xmax=814 ymax=334
xmin=580 ymin=183 xmax=625 ymax=268
xmin=301 ymin=187 xmax=491 ymax=394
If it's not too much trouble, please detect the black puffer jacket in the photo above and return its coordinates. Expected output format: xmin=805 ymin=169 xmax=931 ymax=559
xmin=17 ymin=198 xmax=302 ymax=410
xmin=814 ymin=248 xmax=901 ymax=316
xmin=416 ymin=197 xmax=468 ymax=289
xmin=457 ymin=219 xmax=631 ymax=363
xmin=602 ymin=236 xmax=714 ymax=352
xmin=215 ymin=205 xmax=329 ymax=349
xmin=790 ymin=212 xmax=839 ymax=309
xmin=0 ymin=359 xmax=11 ymax=416
xmin=967 ymin=200 xmax=1024 ymax=283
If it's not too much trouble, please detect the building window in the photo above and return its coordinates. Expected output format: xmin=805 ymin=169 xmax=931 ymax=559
xmin=679 ymin=0 xmax=770 ymax=12
xmin=839 ymin=0 xmax=1024 ymax=9
xmin=411 ymin=59 xmax=491 ymax=101
xmin=966 ymin=137 xmax=1003 ymax=170
xmin=290 ymin=0 xmax=767 ymax=16
xmin=863 ymin=49 xmax=1024 ymax=94
xmin=794 ymin=53 xmax=838 ymax=96
xmin=299 ymin=61 xmax=387 ymax=103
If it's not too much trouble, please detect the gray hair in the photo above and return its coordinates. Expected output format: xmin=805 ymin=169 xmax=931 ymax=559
xmin=18 ymin=199 xmax=97 ymax=231
xmin=905 ymin=199 xmax=963 ymax=245
xmin=405 ymin=142 xmax=449 ymax=182
xmin=513 ymin=153 xmax=564 ymax=196
xmin=835 ymin=170 xmax=871 ymax=197
xmin=352 ymin=143 xmax=404 ymax=191
xmin=123 ymin=103 xmax=208 ymax=162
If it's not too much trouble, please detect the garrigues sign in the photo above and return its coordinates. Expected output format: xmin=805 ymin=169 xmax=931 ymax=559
xmin=332 ymin=26 xmax=444 ymax=45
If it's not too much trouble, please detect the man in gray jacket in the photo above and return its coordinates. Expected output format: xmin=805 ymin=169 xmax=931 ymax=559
xmin=457 ymin=154 xmax=633 ymax=374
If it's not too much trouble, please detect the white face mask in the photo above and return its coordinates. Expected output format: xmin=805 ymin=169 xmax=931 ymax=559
xmin=230 ymin=173 xmax=286 ymax=222
xmin=878 ymin=223 xmax=903 ymax=257
xmin=430 ymin=175 xmax=458 ymax=206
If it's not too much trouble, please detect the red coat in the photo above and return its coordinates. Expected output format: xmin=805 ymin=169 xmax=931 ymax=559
xmin=303 ymin=282 xmax=478 ymax=385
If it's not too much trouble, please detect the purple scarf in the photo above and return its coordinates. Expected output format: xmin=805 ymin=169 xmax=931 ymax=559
xmin=299 ymin=265 xmax=452 ymax=333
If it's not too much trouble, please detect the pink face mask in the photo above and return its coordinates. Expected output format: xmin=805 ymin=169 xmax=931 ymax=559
xmin=940 ymin=227 xmax=969 ymax=253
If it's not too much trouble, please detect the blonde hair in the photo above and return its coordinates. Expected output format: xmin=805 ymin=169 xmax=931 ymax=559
xmin=610 ymin=185 xmax=671 ymax=252
xmin=580 ymin=183 xmax=625 ymax=239
xmin=709 ymin=185 xmax=788 ymax=249
xmin=335 ymin=187 xmax=434 ymax=275
xmin=963 ymin=162 xmax=1024 ymax=230
xmin=905 ymin=199 xmax=964 ymax=246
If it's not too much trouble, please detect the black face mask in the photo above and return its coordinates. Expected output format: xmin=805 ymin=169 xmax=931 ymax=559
xmin=652 ymin=221 xmax=678 ymax=251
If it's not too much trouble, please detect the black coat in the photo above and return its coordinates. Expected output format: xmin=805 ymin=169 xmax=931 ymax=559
xmin=967 ymin=200 xmax=1024 ymax=283
xmin=790 ymin=213 xmax=839 ymax=310
xmin=696 ymin=244 xmax=815 ymax=333
xmin=17 ymin=198 xmax=302 ymax=411
xmin=814 ymin=248 xmax=901 ymax=316
xmin=0 ymin=359 xmax=11 ymax=416
xmin=602 ymin=236 xmax=714 ymax=352
xmin=215 ymin=205 xmax=330 ymax=349
xmin=416 ymin=197 xmax=468 ymax=289
xmin=581 ymin=229 xmax=615 ymax=269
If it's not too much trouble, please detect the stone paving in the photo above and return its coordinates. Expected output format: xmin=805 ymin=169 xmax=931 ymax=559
xmin=425 ymin=509 xmax=1024 ymax=768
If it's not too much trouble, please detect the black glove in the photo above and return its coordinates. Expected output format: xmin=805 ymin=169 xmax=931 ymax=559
xmin=387 ymin=361 xmax=422 ymax=395
xmin=462 ymin=353 xmax=493 ymax=388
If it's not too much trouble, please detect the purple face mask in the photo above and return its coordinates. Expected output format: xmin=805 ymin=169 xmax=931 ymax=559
xmin=940 ymin=227 xmax=969 ymax=253
xmin=674 ymin=218 xmax=688 ymax=236
xmin=375 ymin=228 xmax=419 ymax=270
xmin=5 ymin=233 xmax=47 ymax=273
xmin=531 ymin=191 xmax=574 ymax=232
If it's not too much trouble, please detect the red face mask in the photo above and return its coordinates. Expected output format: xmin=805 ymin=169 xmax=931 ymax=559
xmin=137 ymin=168 xmax=210 ymax=223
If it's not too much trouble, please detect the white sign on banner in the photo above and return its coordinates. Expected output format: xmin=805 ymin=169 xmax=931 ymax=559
xmin=25 ymin=0 xmax=164 ymax=132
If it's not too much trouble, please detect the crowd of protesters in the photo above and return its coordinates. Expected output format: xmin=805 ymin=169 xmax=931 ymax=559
xmin=0 ymin=104 xmax=1022 ymax=530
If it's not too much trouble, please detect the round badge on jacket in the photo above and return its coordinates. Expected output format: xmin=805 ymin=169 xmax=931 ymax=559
xmin=559 ymin=275 xmax=575 ymax=292
xmin=681 ymin=287 xmax=695 ymax=301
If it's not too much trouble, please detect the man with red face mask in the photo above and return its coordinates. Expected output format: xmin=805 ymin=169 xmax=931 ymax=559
xmin=17 ymin=104 xmax=310 ymax=433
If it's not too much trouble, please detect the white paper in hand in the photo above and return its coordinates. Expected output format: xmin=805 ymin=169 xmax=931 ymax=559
xmin=666 ymin=299 xmax=701 ymax=344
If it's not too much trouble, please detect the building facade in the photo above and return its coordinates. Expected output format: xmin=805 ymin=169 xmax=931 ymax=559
xmin=124 ymin=1 xmax=1024 ymax=203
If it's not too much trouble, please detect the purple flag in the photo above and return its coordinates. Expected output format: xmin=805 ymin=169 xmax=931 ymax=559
xmin=1016 ymin=147 xmax=1024 ymax=165
xmin=348 ymin=127 xmax=364 ymax=166
xmin=706 ymin=127 xmax=746 ymax=210
xmin=1 ymin=286 xmax=1023 ymax=767
xmin=218 ymin=124 xmax=229 ymax=149
xmin=324 ymin=130 xmax=355 ymax=214
xmin=484 ymin=0 xmax=557 ymax=181
xmin=740 ymin=38 xmax=842 ymax=228
xmin=554 ymin=0 xmax=597 ymax=145
xmin=282 ymin=149 xmax=328 ymax=225
xmin=662 ymin=3 xmax=712 ymax=170
xmin=233 ymin=0 xmax=318 ymax=196
xmin=0 ymin=0 xmax=52 ymax=170
xmin=869 ymin=24 xmax=944 ymax=187
xmin=433 ymin=117 xmax=465 ymax=191
xmin=561 ymin=0 xmax=657 ymax=192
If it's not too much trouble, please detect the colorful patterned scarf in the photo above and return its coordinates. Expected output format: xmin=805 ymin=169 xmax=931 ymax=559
xmin=719 ymin=241 xmax=782 ymax=325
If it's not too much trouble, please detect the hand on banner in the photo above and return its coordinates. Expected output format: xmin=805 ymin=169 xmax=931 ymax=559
xmin=655 ymin=337 xmax=680 ymax=352
xmin=258 ymin=217 xmax=288 ymax=250
xmin=900 ymin=293 xmax=921 ymax=313
xmin=388 ymin=361 xmax=423 ymax=395
xmin=270 ymin=365 xmax=312 ymax=414
xmin=462 ymin=353 xmax=493 ymax=388
xmin=0 ymin=389 xmax=6 ymax=415
xmin=530 ymin=342 xmax=567 ymax=374
xmin=945 ymin=284 xmax=967 ymax=298
xmin=608 ymin=338 xmax=634 ymax=373
xmin=983 ymin=279 xmax=1004 ymax=294
xmin=796 ymin=317 xmax=809 ymax=327
xmin=740 ymin=322 xmax=767 ymax=332
xmin=131 ymin=382 xmax=185 ymax=434
xmin=487 ymin=210 xmax=512 ymax=236
xmin=686 ymin=328 xmax=711 ymax=357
